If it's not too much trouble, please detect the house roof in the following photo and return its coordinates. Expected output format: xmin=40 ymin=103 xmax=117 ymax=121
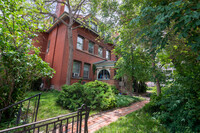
xmin=47 ymin=12 xmax=99 ymax=36
xmin=94 ymin=60 xmax=116 ymax=67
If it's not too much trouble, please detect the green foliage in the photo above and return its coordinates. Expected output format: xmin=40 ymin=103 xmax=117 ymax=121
xmin=84 ymin=80 xmax=116 ymax=110
xmin=0 ymin=0 xmax=55 ymax=122
xmin=57 ymin=81 xmax=117 ymax=111
xmin=115 ymin=94 xmax=141 ymax=108
xmin=92 ymin=0 xmax=200 ymax=132
xmin=144 ymin=84 xmax=200 ymax=132
xmin=110 ymin=85 xmax=119 ymax=94
xmin=57 ymin=83 xmax=85 ymax=111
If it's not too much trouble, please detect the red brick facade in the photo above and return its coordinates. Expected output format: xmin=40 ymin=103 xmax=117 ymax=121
xmin=34 ymin=5 xmax=119 ymax=90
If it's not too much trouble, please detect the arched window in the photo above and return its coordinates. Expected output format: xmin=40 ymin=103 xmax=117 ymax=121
xmin=98 ymin=69 xmax=110 ymax=80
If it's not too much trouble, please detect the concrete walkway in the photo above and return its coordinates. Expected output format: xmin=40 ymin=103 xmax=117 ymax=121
xmin=87 ymin=100 xmax=149 ymax=133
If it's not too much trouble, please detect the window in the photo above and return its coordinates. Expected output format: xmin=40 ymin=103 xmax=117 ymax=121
xmin=98 ymin=69 xmax=110 ymax=80
xmin=88 ymin=22 xmax=98 ymax=31
xmin=106 ymin=50 xmax=111 ymax=60
xmin=77 ymin=36 xmax=84 ymax=50
xmin=46 ymin=40 xmax=50 ymax=53
xmin=98 ymin=46 xmax=103 ymax=57
xmin=72 ymin=61 xmax=81 ymax=78
xmin=88 ymin=41 xmax=94 ymax=54
xmin=91 ymin=22 xmax=98 ymax=31
xmin=83 ymin=64 xmax=90 ymax=79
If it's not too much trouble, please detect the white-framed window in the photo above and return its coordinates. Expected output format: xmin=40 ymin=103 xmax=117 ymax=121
xmin=83 ymin=64 xmax=90 ymax=79
xmin=77 ymin=36 xmax=84 ymax=50
xmin=46 ymin=40 xmax=51 ymax=53
xmin=98 ymin=69 xmax=110 ymax=80
xmin=106 ymin=50 xmax=111 ymax=60
xmin=88 ymin=41 xmax=94 ymax=54
xmin=98 ymin=46 xmax=103 ymax=57
xmin=72 ymin=61 xmax=81 ymax=78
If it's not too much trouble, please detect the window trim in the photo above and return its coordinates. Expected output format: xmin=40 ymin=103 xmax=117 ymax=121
xmin=106 ymin=50 xmax=111 ymax=60
xmin=88 ymin=41 xmax=94 ymax=54
xmin=98 ymin=69 xmax=110 ymax=80
xmin=83 ymin=63 xmax=90 ymax=79
xmin=72 ymin=61 xmax=81 ymax=78
xmin=98 ymin=46 xmax=103 ymax=57
xmin=77 ymin=35 xmax=84 ymax=50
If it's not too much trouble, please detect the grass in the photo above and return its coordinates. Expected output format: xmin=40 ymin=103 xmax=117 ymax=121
xmin=96 ymin=109 xmax=168 ymax=133
xmin=25 ymin=90 xmax=99 ymax=121
xmin=116 ymin=94 xmax=143 ymax=108
xmin=25 ymin=90 xmax=71 ymax=121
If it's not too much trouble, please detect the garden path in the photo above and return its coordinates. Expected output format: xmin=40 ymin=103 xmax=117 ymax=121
xmin=87 ymin=99 xmax=149 ymax=133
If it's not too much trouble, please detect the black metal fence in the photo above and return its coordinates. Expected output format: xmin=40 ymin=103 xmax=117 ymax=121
xmin=0 ymin=93 xmax=41 ymax=129
xmin=0 ymin=104 xmax=90 ymax=133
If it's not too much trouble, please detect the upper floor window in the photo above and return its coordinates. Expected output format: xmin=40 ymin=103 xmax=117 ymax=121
xmin=98 ymin=46 xmax=103 ymax=57
xmin=46 ymin=40 xmax=51 ymax=53
xmin=83 ymin=64 xmax=90 ymax=79
xmin=72 ymin=61 xmax=81 ymax=78
xmin=77 ymin=36 xmax=84 ymax=50
xmin=88 ymin=41 xmax=94 ymax=54
xmin=88 ymin=22 xmax=98 ymax=31
xmin=106 ymin=50 xmax=111 ymax=60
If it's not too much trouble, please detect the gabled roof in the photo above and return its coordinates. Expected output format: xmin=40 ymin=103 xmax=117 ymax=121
xmin=47 ymin=12 xmax=99 ymax=36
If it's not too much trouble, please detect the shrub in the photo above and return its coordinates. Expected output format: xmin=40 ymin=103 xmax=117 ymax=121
xmin=57 ymin=83 xmax=84 ymax=111
xmin=84 ymin=80 xmax=116 ymax=110
xmin=111 ymin=85 xmax=119 ymax=94
xmin=144 ymin=84 xmax=200 ymax=132
xmin=57 ymin=81 xmax=117 ymax=111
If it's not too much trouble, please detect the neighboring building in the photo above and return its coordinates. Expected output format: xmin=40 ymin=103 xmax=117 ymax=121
xmin=33 ymin=4 xmax=119 ymax=90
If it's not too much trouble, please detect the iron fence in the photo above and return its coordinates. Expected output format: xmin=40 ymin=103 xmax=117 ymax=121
xmin=0 ymin=104 xmax=90 ymax=133
xmin=0 ymin=93 xmax=41 ymax=129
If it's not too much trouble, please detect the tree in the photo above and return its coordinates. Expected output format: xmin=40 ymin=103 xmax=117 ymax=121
xmin=90 ymin=0 xmax=164 ymax=95
xmin=0 ymin=0 xmax=54 ymax=110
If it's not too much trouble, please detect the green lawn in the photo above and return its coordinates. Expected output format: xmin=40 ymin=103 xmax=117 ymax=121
xmin=25 ymin=90 xmax=72 ymax=121
xmin=96 ymin=109 xmax=168 ymax=133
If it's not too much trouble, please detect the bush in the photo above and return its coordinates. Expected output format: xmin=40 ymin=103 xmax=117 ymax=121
xmin=84 ymin=80 xmax=116 ymax=110
xmin=111 ymin=85 xmax=119 ymax=94
xmin=57 ymin=81 xmax=117 ymax=111
xmin=57 ymin=83 xmax=84 ymax=111
xmin=144 ymin=84 xmax=200 ymax=132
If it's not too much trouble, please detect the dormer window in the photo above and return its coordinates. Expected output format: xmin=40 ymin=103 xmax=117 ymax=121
xmin=88 ymin=22 xmax=98 ymax=31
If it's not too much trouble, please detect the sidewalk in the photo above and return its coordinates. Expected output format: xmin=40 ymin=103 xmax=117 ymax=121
xmin=87 ymin=100 xmax=149 ymax=133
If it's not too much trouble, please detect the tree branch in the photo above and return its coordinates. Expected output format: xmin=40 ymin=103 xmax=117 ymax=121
xmin=40 ymin=11 xmax=69 ymax=27
xmin=72 ymin=0 xmax=86 ymax=19
xmin=72 ymin=25 xmax=82 ymax=30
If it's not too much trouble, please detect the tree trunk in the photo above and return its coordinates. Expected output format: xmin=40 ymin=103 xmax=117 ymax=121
xmin=133 ymin=78 xmax=139 ymax=94
xmin=151 ymin=55 xmax=161 ymax=96
xmin=66 ymin=26 xmax=74 ymax=85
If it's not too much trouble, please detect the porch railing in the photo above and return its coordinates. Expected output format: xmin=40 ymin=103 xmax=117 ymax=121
xmin=0 ymin=104 xmax=90 ymax=133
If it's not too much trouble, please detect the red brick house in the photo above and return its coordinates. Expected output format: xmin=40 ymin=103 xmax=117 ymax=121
xmin=33 ymin=4 xmax=119 ymax=90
